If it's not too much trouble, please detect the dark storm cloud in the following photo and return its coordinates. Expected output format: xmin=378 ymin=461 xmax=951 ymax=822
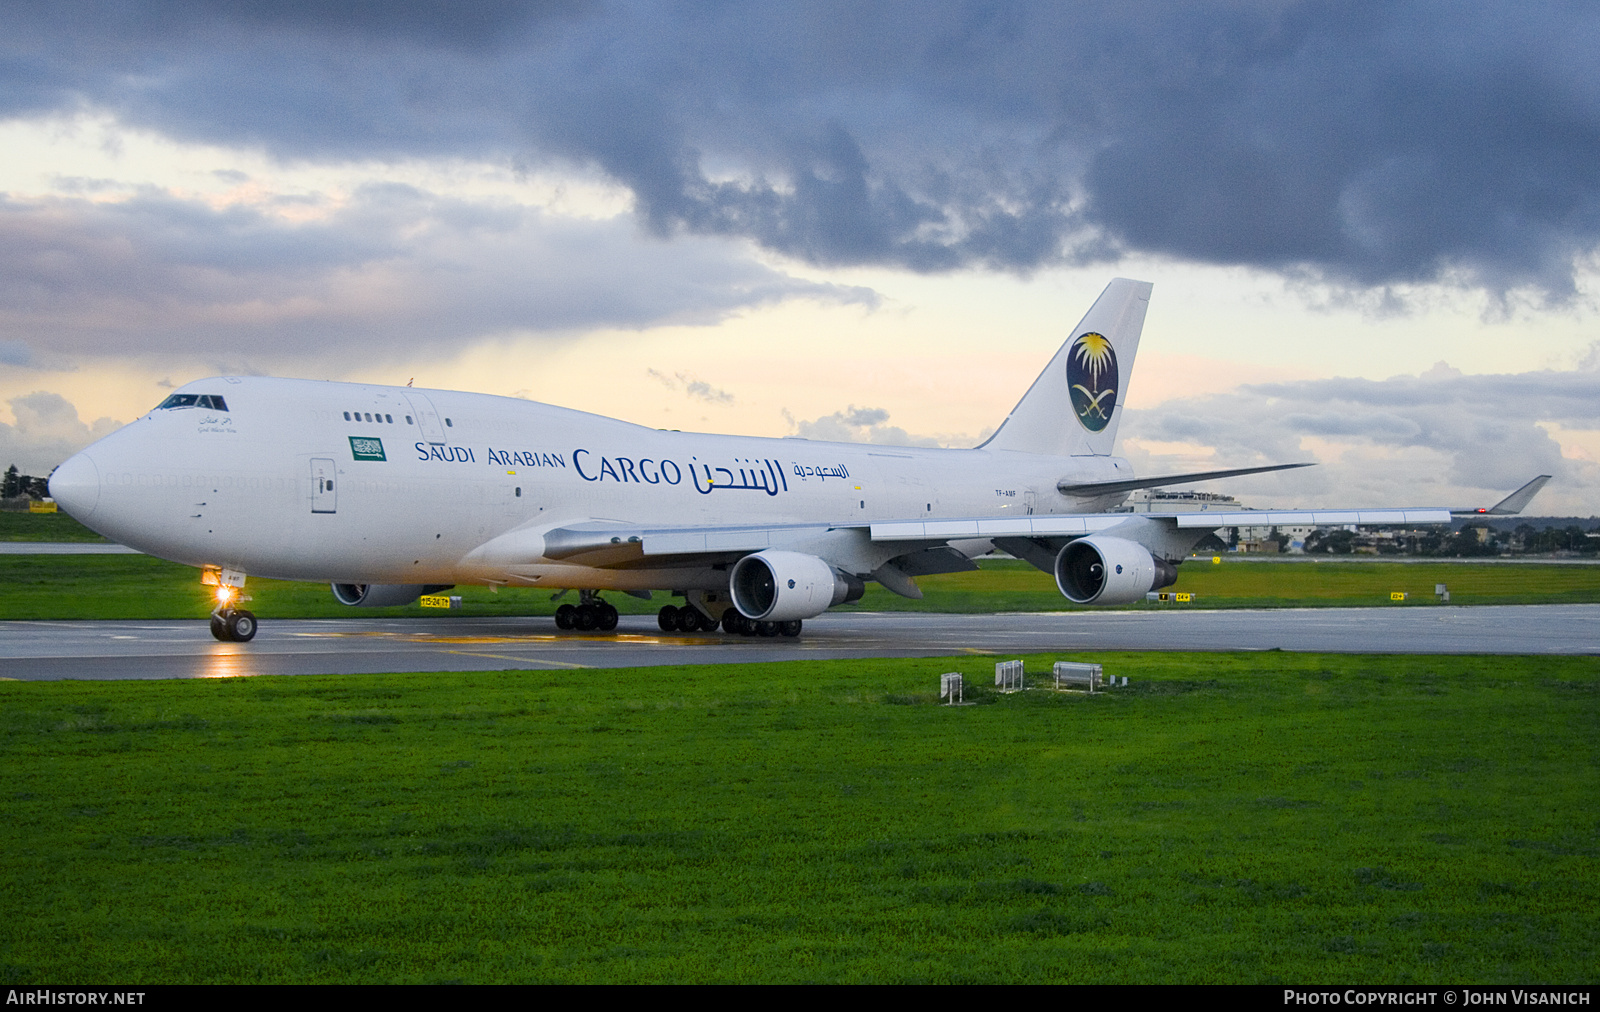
xmin=5 ymin=2 xmax=1600 ymax=294
xmin=0 ymin=187 xmax=871 ymax=360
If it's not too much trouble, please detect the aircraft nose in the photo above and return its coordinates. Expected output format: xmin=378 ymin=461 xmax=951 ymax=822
xmin=48 ymin=451 xmax=100 ymax=521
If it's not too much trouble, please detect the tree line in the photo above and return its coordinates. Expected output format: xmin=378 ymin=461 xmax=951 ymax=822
xmin=2 ymin=465 xmax=51 ymax=501
xmin=1300 ymin=523 xmax=1600 ymax=557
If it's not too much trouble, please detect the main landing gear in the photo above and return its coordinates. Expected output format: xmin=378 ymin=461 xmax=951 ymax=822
xmin=657 ymin=604 xmax=801 ymax=638
xmin=548 ymin=590 xmax=803 ymax=638
xmin=553 ymin=590 xmax=619 ymax=632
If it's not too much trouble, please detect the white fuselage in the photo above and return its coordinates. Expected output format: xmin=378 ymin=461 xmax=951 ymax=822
xmin=51 ymin=376 xmax=1133 ymax=590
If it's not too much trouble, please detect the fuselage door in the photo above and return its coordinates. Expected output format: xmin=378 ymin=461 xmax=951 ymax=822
xmin=311 ymin=457 xmax=337 ymax=514
xmin=404 ymin=394 xmax=447 ymax=442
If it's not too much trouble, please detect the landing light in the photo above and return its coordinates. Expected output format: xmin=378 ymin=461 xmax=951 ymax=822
xmin=215 ymin=585 xmax=236 ymax=606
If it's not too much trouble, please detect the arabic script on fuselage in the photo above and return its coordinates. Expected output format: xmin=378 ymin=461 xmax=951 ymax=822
xmin=406 ymin=442 xmax=860 ymax=498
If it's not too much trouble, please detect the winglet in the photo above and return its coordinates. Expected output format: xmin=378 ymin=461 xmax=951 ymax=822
xmin=1451 ymin=475 xmax=1552 ymax=516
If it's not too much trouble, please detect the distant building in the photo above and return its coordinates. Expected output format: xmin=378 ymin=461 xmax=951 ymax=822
xmin=1123 ymin=489 xmax=1242 ymax=513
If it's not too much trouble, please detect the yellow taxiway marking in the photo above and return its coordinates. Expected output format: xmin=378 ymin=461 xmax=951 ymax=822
xmin=287 ymin=630 xmax=719 ymax=647
xmin=416 ymin=634 xmax=716 ymax=646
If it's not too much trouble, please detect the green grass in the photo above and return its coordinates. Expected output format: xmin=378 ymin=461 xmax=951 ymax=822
xmin=1 ymin=653 xmax=1595 ymax=983
xmin=0 ymin=509 xmax=108 ymax=542
xmin=1 ymin=555 xmax=1596 ymax=621
xmin=867 ymin=558 xmax=1600 ymax=612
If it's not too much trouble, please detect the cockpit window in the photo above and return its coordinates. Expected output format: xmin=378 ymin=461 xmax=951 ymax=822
xmin=157 ymin=394 xmax=228 ymax=411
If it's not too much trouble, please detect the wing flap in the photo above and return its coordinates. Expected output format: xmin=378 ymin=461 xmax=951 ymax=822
xmin=646 ymin=529 xmax=769 ymax=555
xmin=873 ymin=515 xmax=1127 ymax=541
xmin=1171 ymin=508 xmax=1453 ymax=528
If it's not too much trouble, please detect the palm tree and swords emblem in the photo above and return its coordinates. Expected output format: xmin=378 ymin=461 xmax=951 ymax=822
xmin=1067 ymin=331 xmax=1118 ymax=432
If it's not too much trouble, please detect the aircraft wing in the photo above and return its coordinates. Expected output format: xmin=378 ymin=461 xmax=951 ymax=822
xmin=492 ymin=506 xmax=1455 ymax=569
xmin=868 ymin=507 xmax=1454 ymax=543
xmin=867 ymin=508 xmax=1453 ymax=583
xmin=469 ymin=506 xmax=1457 ymax=602
xmin=1450 ymin=475 xmax=1551 ymax=516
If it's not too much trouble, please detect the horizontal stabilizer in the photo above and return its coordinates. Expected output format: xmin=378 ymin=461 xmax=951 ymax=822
xmin=1451 ymin=475 xmax=1551 ymax=516
xmin=1058 ymin=462 xmax=1315 ymax=498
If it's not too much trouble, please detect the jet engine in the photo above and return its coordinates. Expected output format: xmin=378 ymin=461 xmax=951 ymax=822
xmin=729 ymin=550 xmax=863 ymax=621
xmin=331 ymin=583 xmax=454 ymax=607
xmin=1053 ymin=536 xmax=1178 ymax=605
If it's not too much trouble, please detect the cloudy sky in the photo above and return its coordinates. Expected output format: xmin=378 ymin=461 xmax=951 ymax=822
xmin=3 ymin=1 xmax=1599 ymax=513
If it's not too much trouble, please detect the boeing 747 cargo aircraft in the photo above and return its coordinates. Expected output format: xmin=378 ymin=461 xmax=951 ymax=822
xmin=46 ymin=279 xmax=1548 ymax=641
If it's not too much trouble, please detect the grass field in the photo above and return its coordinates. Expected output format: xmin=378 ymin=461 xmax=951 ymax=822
xmin=1 ymin=553 xmax=1597 ymax=621
xmin=0 ymin=509 xmax=107 ymax=542
xmin=1 ymin=652 xmax=1595 ymax=983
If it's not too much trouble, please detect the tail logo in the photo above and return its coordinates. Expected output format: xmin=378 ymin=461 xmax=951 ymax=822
xmin=1066 ymin=331 xmax=1118 ymax=432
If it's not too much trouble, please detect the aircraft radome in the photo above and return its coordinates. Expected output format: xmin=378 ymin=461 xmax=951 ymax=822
xmin=47 ymin=279 xmax=1548 ymax=642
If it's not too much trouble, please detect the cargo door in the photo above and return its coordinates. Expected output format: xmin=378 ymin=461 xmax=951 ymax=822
xmin=311 ymin=457 xmax=337 ymax=514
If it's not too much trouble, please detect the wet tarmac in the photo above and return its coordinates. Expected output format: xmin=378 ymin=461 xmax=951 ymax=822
xmin=0 ymin=605 xmax=1594 ymax=680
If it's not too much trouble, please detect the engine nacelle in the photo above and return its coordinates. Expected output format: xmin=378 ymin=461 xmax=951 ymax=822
xmin=331 ymin=583 xmax=454 ymax=607
xmin=1054 ymin=536 xmax=1178 ymax=605
xmin=730 ymin=550 xmax=862 ymax=621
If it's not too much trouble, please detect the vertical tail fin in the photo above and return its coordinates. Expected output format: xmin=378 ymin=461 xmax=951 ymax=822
xmin=982 ymin=278 xmax=1151 ymax=457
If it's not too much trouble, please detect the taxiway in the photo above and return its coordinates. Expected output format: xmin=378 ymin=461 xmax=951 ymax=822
xmin=0 ymin=605 xmax=1594 ymax=680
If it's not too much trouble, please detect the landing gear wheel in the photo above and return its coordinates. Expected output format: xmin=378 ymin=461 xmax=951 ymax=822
xmin=597 ymin=603 xmax=619 ymax=631
xmin=225 ymin=609 xmax=257 ymax=642
xmin=779 ymin=619 xmax=802 ymax=637
xmin=210 ymin=615 xmax=229 ymax=641
xmin=555 ymin=603 xmax=576 ymax=630
xmin=722 ymin=611 xmax=748 ymax=635
xmin=574 ymin=604 xmax=597 ymax=631
xmin=756 ymin=620 xmax=778 ymax=638
xmin=658 ymin=605 xmax=680 ymax=632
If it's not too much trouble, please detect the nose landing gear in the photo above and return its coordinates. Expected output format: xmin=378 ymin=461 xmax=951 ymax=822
xmin=210 ymin=607 xmax=258 ymax=642
xmin=204 ymin=567 xmax=257 ymax=642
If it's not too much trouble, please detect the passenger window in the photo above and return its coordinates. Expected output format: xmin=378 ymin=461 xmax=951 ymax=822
xmin=343 ymin=412 xmax=351 ymax=421
xmin=406 ymin=415 xmax=413 ymax=424
xmin=385 ymin=414 xmax=392 ymax=423
xmin=445 ymin=418 xmax=452 ymax=427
